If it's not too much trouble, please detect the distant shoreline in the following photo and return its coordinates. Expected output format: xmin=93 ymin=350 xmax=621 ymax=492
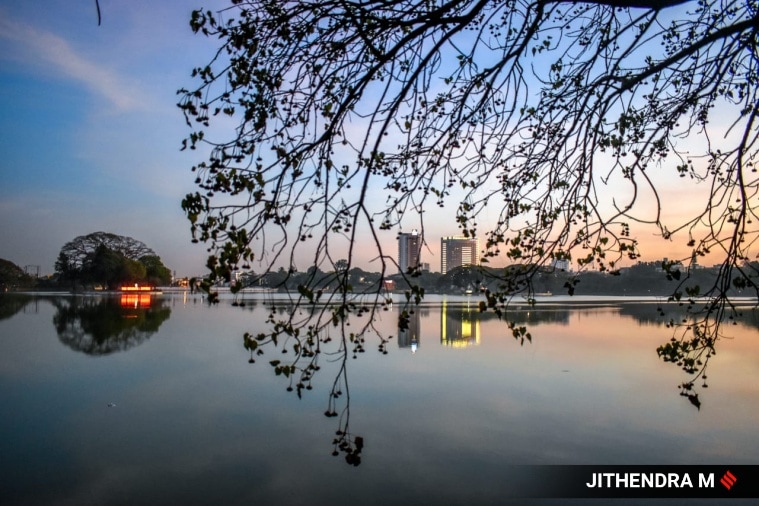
xmin=8 ymin=290 xmax=756 ymax=309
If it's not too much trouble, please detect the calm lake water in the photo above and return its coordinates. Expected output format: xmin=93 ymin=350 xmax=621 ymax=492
xmin=1 ymin=292 xmax=758 ymax=505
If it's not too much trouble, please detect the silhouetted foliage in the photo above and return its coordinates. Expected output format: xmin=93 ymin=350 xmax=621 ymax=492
xmin=55 ymin=232 xmax=171 ymax=290
xmin=0 ymin=258 xmax=34 ymax=291
xmin=180 ymin=0 xmax=759 ymax=414
xmin=140 ymin=255 xmax=173 ymax=286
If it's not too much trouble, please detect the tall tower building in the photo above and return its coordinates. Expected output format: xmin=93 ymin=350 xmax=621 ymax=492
xmin=440 ymin=236 xmax=479 ymax=274
xmin=398 ymin=230 xmax=423 ymax=274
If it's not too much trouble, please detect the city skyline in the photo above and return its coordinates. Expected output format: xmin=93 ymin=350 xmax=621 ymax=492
xmin=397 ymin=232 xmax=481 ymax=276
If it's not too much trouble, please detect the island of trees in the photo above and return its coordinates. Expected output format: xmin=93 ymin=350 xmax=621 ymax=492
xmin=53 ymin=232 xmax=172 ymax=290
xmin=0 ymin=232 xmax=172 ymax=292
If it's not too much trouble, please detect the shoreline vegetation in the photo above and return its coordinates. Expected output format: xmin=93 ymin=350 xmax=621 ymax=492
xmin=215 ymin=261 xmax=757 ymax=300
xmin=3 ymin=260 xmax=758 ymax=301
xmin=3 ymin=253 xmax=757 ymax=302
xmin=6 ymin=288 xmax=757 ymax=307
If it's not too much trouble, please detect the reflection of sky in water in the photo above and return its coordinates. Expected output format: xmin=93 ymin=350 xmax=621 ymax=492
xmin=0 ymin=294 xmax=757 ymax=505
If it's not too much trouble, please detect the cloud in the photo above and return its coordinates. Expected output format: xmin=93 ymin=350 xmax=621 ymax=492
xmin=0 ymin=11 xmax=142 ymax=111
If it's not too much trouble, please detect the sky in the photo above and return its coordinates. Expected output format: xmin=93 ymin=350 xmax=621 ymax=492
xmin=0 ymin=0 xmax=222 ymax=277
xmin=0 ymin=0 xmax=730 ymax=278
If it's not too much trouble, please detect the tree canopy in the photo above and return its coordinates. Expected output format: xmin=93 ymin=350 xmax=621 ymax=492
xmin=0 ymin=258 xmax=34 ymax=291
xmin=55 ymin=232 xmax=172 ymax=289
xmin=179 ymin=0 xmax=759 ymax=402
xmin=181 ymin=0 xmax=758 ymax=284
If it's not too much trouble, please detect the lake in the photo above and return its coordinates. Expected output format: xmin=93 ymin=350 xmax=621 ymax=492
xmin=1 ymin=292 xmax=757 ymax=505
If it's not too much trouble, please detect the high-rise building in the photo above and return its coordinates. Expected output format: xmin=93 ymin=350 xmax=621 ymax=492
xmin=398 ymin=230 xmax=422 ymax=274
xmin=551 ymin=258 xmax=571 ymax=272
xmin=440 ymin=236 xmax=479 ymax=274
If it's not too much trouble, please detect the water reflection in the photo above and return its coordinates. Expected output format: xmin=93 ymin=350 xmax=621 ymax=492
xmin=52 ymin=295 xmax=171 ymax=355
xmin=397 ymin=307 xmax=422 ymax=351
xmin=240 ymin=298 xmax=759 ymax=419
xmin=388 ymin=302 xmax=583 ymax=351
xmin=0 ymin=293 xmax=34 ymax=321
xmin=441 ymin=301 xmax=480 ymax=347
xmin=2 ymin=294 xmax=759 ymax=505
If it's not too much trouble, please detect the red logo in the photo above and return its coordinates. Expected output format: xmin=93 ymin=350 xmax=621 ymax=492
xmin=720 ymin=470 xmax=737 ymax=491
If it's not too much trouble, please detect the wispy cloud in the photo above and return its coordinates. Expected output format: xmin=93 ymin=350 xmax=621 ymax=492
xmin=0 ymin=11 xmax=141 ymax=111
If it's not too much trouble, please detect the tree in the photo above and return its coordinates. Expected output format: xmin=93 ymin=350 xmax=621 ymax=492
xmin=0 ymin=258 xmax=34 ymax=291
xmin=55 ymin=232 xmax=167 ymax=289
xmin=179 ymin=1 xmax=759 ymax=405
xmin=58 ymin=232 xmax=156 ymax=271
xmin=139 ymin=255 xmax=173 ymax=286
xmin=55 ymin=251 xmax=76 ymax=289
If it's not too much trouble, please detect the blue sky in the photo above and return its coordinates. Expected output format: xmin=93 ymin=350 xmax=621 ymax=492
xmin=0 ymin=1 xmax=222 ymax=276
xmin=0 ymin=0 xmax=460 ymax=277
xmin=0 ymin=1 xmax=730 ymax=278
xmin=0 ymin=0 xmax=470 ymax=277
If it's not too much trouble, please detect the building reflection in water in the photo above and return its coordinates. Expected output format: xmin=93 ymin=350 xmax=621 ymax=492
xmin=398 ymin=308 xmax=422 ymax=353
xmin=441 ymin=300 xmax=480 ymax=347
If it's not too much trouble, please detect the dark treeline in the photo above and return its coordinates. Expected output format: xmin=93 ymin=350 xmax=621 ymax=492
xmin=0 ymin=258 xmax=35 ymax=292
xmin=238 ymin=261 xmax=751 ymax=299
